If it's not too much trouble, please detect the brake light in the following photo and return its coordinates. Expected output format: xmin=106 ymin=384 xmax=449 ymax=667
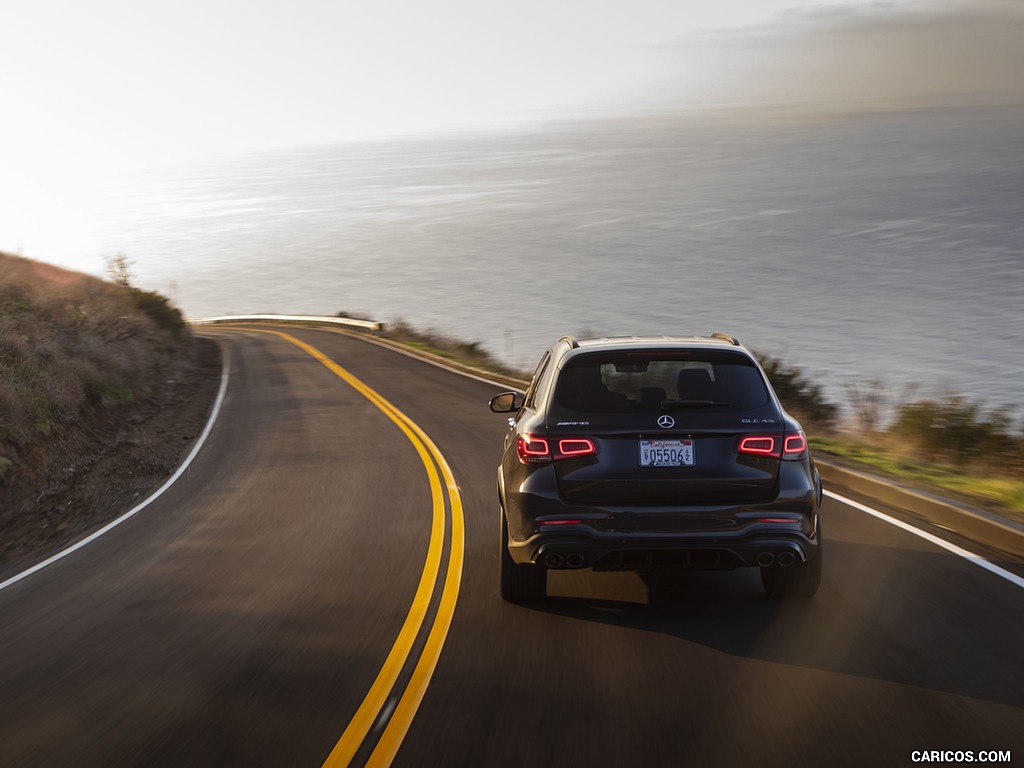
xmin=558 ymin=438 xmax=596 ymax=456
xmin=782 ymin=431 xmax=808 ymax=460
xmin=738 ymin=432 xmax=808 ymax=460
xmin=738 ymin=436 xmax=777 ymax=456
xmin=517 ymin=435 xmax=599 ymax=463
xmin=517 ymin=435 xmax=551 ymax=462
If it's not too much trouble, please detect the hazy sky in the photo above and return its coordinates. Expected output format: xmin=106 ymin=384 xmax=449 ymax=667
xmin=2 ymin=0 xmax=1022 ymax=260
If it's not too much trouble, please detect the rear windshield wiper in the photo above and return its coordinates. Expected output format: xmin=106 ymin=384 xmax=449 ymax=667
xmin=660 ymin=399 xmax=732 ymax=410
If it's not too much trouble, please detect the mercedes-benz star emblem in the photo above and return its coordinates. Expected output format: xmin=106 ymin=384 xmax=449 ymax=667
xmin=657 ymin=414 xmax=675 ymax=429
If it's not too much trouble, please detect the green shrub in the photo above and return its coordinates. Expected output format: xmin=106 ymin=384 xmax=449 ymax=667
xmin=132 ymin=289 xmax=187 ymax=338
xmin=755 ymin=351 xmax=838 ymax=429
xmin=890 ymin=396 xmax=1021 ymax=468
xmin=383 ymin=317 xmax=528 ymax=379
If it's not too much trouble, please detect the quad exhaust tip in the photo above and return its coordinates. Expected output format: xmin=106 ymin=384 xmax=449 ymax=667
xmin=757 ymin=551 xmax=799 ymax=567
xmin=544 ymin=553 xmax=564 ymax=569
xmin=543 ymin=552 xmax=587 ymax=569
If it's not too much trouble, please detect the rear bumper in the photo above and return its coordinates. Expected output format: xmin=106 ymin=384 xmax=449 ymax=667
xmin=501 ymin=460 xmax=821 ymax=571
xmin=508 ymin=526 xmax=819 ymax=570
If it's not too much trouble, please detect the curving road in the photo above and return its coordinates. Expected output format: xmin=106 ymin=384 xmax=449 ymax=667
xmin=0 ymin=326 xmax=1021 ymax=767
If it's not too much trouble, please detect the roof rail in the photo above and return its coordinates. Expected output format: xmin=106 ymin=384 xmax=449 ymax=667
xmin=710 ymin=332 xmax=741 ymax=346
xmin=558 ymin=335 xmax=580 ymax=349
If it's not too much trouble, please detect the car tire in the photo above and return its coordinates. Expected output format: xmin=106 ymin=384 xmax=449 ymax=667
xmin=761 ymin=539 xmax=822 ymax=598
xmin=500 ymin=506 xmax=546 ymax=602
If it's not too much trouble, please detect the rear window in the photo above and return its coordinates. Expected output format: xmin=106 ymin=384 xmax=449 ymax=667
xmin=554 ymin=350 xmax=770 ymax=414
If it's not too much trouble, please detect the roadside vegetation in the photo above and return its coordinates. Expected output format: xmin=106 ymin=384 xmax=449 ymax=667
xmin=0 ymin=251 xmax=188 ymax=493
xmin=380 ymin=317 xmax=529 ymax=382
xmin=757 ymin=352 xmax=1024 ymax=520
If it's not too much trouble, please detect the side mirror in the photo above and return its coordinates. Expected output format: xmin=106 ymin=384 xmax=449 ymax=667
xmin=489 ymin=392 xmax=521 ymax=413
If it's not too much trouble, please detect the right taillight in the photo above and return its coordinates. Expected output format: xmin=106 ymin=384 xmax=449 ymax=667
xmin=782 ymin=431 xmax=808 ymax=461
xmin=738 ymin=436 xmax=778 ymax=456
xmin=738 ymin=431 xmax=807 ymax=461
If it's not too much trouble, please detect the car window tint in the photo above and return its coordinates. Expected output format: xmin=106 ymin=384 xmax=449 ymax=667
xmin=554 ymin=351 xmax=769 ymax=413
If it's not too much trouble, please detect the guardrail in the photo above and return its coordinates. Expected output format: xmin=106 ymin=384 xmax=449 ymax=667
xmin=817 ymin=461 xmax=1024 ymax=560
xmin=188 ymin=314 xmax=383 ymax=333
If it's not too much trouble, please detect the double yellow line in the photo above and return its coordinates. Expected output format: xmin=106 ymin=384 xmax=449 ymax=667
xmin=236 ymin=329 xmax=464 ymax=766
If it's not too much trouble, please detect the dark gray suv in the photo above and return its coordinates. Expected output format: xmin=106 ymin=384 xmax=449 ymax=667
xmin=489 ymin=334 xmax=823 ymax=602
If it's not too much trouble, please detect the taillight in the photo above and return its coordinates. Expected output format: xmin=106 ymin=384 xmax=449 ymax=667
xmin=517 ymin=435 xmax=598 ymax=463
xmin=738 ymin=431 xmax=808 ymax=461
xmin=517 ymin=435 xmax=551 ymax=463
xmin=782 ymin=431 xmax=808 ymax=460
xmin=558 ymin=438 xmax=596 ymax=457
xmin=738 ymin=436 xmax=778 ymax=456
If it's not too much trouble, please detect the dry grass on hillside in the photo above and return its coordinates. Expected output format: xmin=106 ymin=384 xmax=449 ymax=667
xmin=0 ymin=252 xmax=185 ymax=483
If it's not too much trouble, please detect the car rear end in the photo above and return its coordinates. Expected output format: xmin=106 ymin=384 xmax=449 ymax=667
xmin=502 ymin=341 xmax=821 ymax=583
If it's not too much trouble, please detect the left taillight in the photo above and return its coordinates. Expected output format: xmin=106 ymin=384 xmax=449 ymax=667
xmin=558 ymin=438 xmax=597 ymax=457
xmin=517 ymin=435 xmax=598 ymax=463
xmin=517 ymin=435 xmax=551 ymax=462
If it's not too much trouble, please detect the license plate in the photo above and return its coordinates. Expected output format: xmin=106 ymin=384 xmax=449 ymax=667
xmin=640 ymin=439 xmax=694 ymax=467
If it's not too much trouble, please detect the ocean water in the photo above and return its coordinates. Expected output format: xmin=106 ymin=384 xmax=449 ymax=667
xmin=93 ymin=104 xmax=1024 ymax=417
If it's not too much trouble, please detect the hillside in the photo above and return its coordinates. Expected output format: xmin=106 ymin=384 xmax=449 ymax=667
xmin=0 ymin=252 xmax=222 ymax=573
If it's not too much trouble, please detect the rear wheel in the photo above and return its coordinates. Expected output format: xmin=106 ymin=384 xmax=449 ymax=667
xmin=500 ymin=507 xmax=546 ymax=602
xmin=761 ymin=540 xmax=822 ymax=598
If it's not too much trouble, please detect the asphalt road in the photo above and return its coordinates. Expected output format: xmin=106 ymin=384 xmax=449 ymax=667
xmin=1 ymin=327 xmax=1021 ymax=768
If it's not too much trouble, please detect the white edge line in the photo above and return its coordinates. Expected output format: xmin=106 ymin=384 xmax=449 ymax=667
xmin=0 ymin=348 xmax=231 ymax=593
xmin=825 ymin=490 xmax=1024 ymax=590
xmin=370 ymin=338 xmax=526 ymax=391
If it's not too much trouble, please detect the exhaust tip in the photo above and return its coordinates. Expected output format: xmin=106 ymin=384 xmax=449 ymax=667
xmin=756 ymin=552 xmax=775 ymax=567
xmin=565 ymin=553 xmax=586 ymax=569
xmin=544 ymin=552 xmax=564 ymax=569
xmin=777 ymin=552 xmax=797 ymax=567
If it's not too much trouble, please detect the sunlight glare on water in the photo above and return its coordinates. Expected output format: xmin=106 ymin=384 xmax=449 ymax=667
xmin=31 ymin=104 xmax=1024 ymax=413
